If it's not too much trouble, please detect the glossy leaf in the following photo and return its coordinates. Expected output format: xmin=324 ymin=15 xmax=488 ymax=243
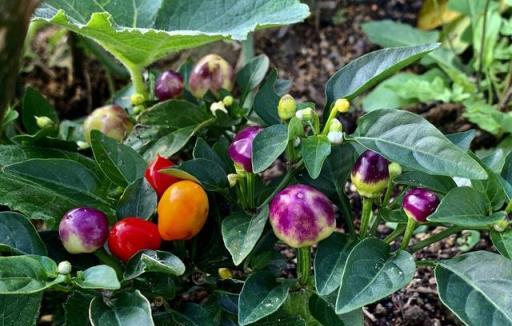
xmin=64 ymin=292 xmax=94 ymax=326
xmin=139 ymin=100 xmax=210 ymax=129
xmin=222 ymin=206 xmax=269 ymax=266
xmin=446 ymin=130 xmax=476 ymax=151
xmin=471 ymin=157 xmax=507 ymax=210
xmin=309 ymin=294 xmax=363 ymax=326
xmin=162 ymin=158 xmax=228 ymax=192
xmin=395 ymin=171 xmax=457 ymax=194
xmin=254 ymin=69 xmax=290 ymax=125
xmin=491 ymin=229 xmax=512 ymax=259
xmin=301 ymin=135 xmax=331 ymax=179
xmin=193 ymin=138 xmax=227 ymax=171
xmin=74 ymin=265 xmax=120 ymax=290
xmin=252 ymin=124 xmax=289 ymax=173
xmin=0 ymin=293 xmax=42 ymax=326
xmin=237 ymin=54 xmax=270 ymax=102
xmin=89 ymin=290 xmax=154 ymax=326
xmin=351 ymin=109 xmax=487 ymax=179
xmin=0 ymin=212 xmax=46 ymax=256
xmin=336 ymin=238 xmax=415 ymax=314
xmin=124 ymin=250 xmax=185 ymax=281
xmin=435 ymin=251 xmax=512 ymax=325
xmin=116 ymin=178 xmax=157 ymax=220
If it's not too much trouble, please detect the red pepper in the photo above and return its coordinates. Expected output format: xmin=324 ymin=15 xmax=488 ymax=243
xmin=145 ymin=154 xmax=181 ymax=197
xmin=108 ymin=218 xmax=161 ymax=262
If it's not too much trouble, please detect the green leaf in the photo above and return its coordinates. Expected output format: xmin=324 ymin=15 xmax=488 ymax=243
xmin=0 ymin=293 xmax=42 ymax=326
xmin=435 ymin=251 xmax=512 ymax=325
xmin=238 ymin=271 xmax=292 ymax=325
xmin=314 ymin=233 xmax=353 ymax=296
xmin=251 ymin=309 xmax=305 ymax=326
xmin=64 ymin=292 xmax=94 ymax=326
xmin=428 ymin=187 xmax=506 ymax=227
xmin=395 ymin=171 xmax=457 ymax=194
xmin=0 ymin=212 xmax=46 ymax=256
xmin=335 ymin=238 xmax=415 ymax=314
xmin=379 ymin=208 xmax=408 ymax=224
xmin=301 ymin=135 xmax=331 ymax=179
xmin=325 ymin=43 xmax=438 ymax=108
xmin=237 ymin=54 xmax=270 ymax=102
xmin=116 ymin=178 xmax=157 ymax=220
xmin=193 ymin=138 xmax=227 ymax=171
xmin=222 ymin=206 xmax=269 ymax=266
xmin=254 ymin=69 xmax=289 ymax=125
xmin=463 ymin=100 xmax=505 ymax=136
xmin=309 ymin=294 xmax=362 ymax=326
xmin=139 ymin=100 xmax=210 ymax=129
xmin=162 ymin=158 xmax=228 ymax=192
xmin=34 ymin=0 xmax=309 ymax=68
xmin=74 ymin=265 xmax=120 ymax=290
xmin=22 ymin=86 xmax=59 ymax=135
xmin=252 ymin=124 xmax=289 ymax=173
xmin=0 ymin=255 xmax=65 ymax=294
xmin=89 ymin=290 xmax=154 ymax=326
xmin=124 ymin=250 xmax=185 ymax=281
xmin=91 ymin=130 xmax=146 ymax=187
xmin=351 ymin=109 xmax=487 ymax=179
xmin=491 ymin=229 xmax=512 ymax=258
xmin=446 ymin=129 xmax=476 ymax=151
xmin=471 ymin=155 xmax=507 ymax=210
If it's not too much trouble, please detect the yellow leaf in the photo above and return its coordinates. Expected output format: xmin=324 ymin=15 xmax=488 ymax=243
xmin=418 ymin=0 xmax=461 ymax=30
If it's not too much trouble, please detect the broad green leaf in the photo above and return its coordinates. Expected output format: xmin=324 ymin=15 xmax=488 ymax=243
xmin=162 ymin=158 xmax=228 ymax=192
xmin=0 ymin=255 xmax=65 ymax=294
xmin=435 ymin=251 xmax=512 ymax=326
xmin=237 ymin=54 xmax=270 ymax=102
xmin=124 ymin=250 xmax=185 ymax=281
xmin=34 ymin=0 xmax=309 ymax=68
xmin=64 ymin=292 xmax=94 ymax=326
xmin=471 ymin=155 xmax=507 ymax=210
xmin=254 ymin=69 xmax=290 ymax=125
xmin=446 ymin=129 xmax=476 ymax=151
xmin=22 ymin=86 xmax=59 ymax=135
xmin=74 ymin=265 xmax=120 ymax=290
xmin=0 ymin=212 xmax=46 ymax=256
xmin=428 ymin=187 xmax=506 ymax=227
xmin=463 ymin=100 xmax=506 ymax=136
xmin=251 ymin=309 xmax=305 ymax=326
xmin=90 ymin=130 xmax=146 ymax=187
xmin=491 ymin=229 xmax=512 ymax=259
xmin=238 ymin=271 xmax=292 ymax=325
xmin=193 ymin=138 xmax=227 ymax=171
xmin=309 ymin=294 xmax=363 ymax=326
xmin=139 ymin=100 xmax=210 ymax=129
xmin=116 ymin=178 xmax=157 ymax=220
xmin=379 ymin=208 xmax=408 ymax=224
xmin=336 ymin=238 xmax=415 ymax=314
xmin=89 ymin=290 xmax=154 ymax=326
xmin=351 ymin=109 xmax=487 ymax=179
xmin=325 ymin=43 xmax=438 ymax=108
xmin=501 ymin=151 xmax=512 ymax=184
xmin=314 ymin=233 xmax=353 ymax=296
xmin=395 ymin=171 xmax=457 ymax=194
xmin=252 ymin=124 xmax=289 ymax=173
xmin=301 ymin=135 xmax=331 ymax=179
xmin=0 ymin=293 xmax=42 ymax=326
xmin=222 ymin=206 xmax=269 ymax=266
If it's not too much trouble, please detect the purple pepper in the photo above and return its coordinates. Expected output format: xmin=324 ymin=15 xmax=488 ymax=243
xmin=189 ymin=54 xmax=234 ymax=98
xmin=351 ymin=150 xmax=390 ymax=198
xmin=228 ymin=126 xmax=262 ymax=172
xmin=58 ymin=207 xmax=109 ymax=254
xmin=269 ymin=184 xmax=336 ymax=248
xmin=155 ymin=70 xmax=184 ymax=101
xmin=402 ymin=188 xmax=440 ymax=223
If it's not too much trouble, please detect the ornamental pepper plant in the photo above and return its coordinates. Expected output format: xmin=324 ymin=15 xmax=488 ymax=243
xmin=1 ymin=1 xmax=512 ymax=325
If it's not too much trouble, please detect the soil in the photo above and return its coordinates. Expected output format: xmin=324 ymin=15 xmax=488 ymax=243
xmin=23 ymin=1 xmax=495 ymax=325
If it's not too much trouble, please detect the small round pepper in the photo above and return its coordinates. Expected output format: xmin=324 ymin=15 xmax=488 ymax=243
xmin=108 ymin=218 xmax=161 ymax=262
xmin=228 ymin=126 xmax=262 ymax=173
xmin=189 ymin=54 xmax=234 ymax=98
xmin=155 ymin=70 xmax=184 ymax=101
xmin=157 ymin=180 xmax=209 ymax=240
xmin=83 ymin=105 xmax=132 ymax=144
xmin=59 ymin=207 xmax=109 ymax=254
xmin=402 ymin=188 xmax=440 ymax=223
xmin=351 ymin=150 xmax=390 ymax=198
xmin=145 ymin=154 xmax=181 ymax=197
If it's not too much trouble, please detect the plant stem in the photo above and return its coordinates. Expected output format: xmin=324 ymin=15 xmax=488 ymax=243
xmin=321 ymin=105 xmax=338 ymax=135
xmin=359 ymin=198 xmax=373 ymax=239
xmin=337 ymin=191 xmax=355 ymax=238
xmin=384 ymin=224 xmax=406 ymax=244
xmin=297 ymin=246 xmax=311 ymax=286
xmin=400 ymin=218 xmax=416 ymax=250
xmin=246 ymin=172 xmax=256 ymax=210
xmin=126 ymin=63 xmax=147 ymax=100
xmin=408 ymin=226 xmax=464 ymax=253
xmin=382 ymin=179 xmax=393 ymax=207
xmin=369 ymin=213 xmax=381 ymax=236
xmin=476 ymin=0 xmax=491 ymax=91
xmin=94 ymin=248 xmax=123 ymax=278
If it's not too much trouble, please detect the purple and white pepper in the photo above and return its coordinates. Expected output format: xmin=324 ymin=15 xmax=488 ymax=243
xmin=155 ymin=70 xmax=184 ymax=101
xmin=189 ymin=54 xmax=234 ymax=98
xmin=351 ymin=150 xmax=390 ymax=198
xmin=269 ymin=184 xmax=336 ymax=248
xmin=402 ymin=188 xmax=440 ymax=223
xmin=228 ymin=126 xmax=262 ymax=173
xmin=58 ymin=207 xmax=109 ymax=254
xmin=83 ymin=105 xmax=132 ymax=144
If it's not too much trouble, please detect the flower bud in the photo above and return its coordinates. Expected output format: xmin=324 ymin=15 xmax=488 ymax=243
xmin=189 ymin=54 xmax=234 ymax=98
xmin=130 ymin=93 xmax=145 ymax=106
xmin=35 ymin=116 xmax=55 ymax=129
xmin=155 ymin=70 xmax=184 ymax=101
xmin=327 ymin=131 xmax=343 ymax=144
xmin=278 ymin=94 xmax=296 ymax=120
xmin=223 ymin=96 xmax=234 ymax=107
xmin=293 ymin=137 xmax=301 ymax=147
xmin=228 ymin=126 xmax=262 ymax=173
xmin=296 ymin=108 xmax=313 ymax=121
xmin=57 ymin=261 xmax=72 ymax=275
xmin=333 ymin=98 xmax=350 ymax=113
xmin=351 ymin=150 xmax=390 ymax=198
xmin=269 ymin=184 xmax=336 ymax=248
xmin=76 ymin=141 xmax=90 ymax=150
xmin=402 ymin=188 xmax=440 ymax=223
xmin=210 ymin=101 xmax=228 ymax=116
xmin=494 ymin=220 xmax=509 ymax=232
xmin=83 ymin=105 xmax=133 ymax=144
xmin=388 ymin=162 xmax=402 ymax=179
xmin=227 ymin=173 xmax=238 ymax=187
xmin=218 ymin=267 xmax=233 ymax=280
xmin=329 ymin=119 xmax=343 ymax=132
xmin=59 ymin=207 xmax=109 ymax=254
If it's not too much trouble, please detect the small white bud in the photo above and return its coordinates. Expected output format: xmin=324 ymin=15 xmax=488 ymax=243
xmin=57 ymin=261 xmax=72 ymax=275
xmin=329 ymin=119 xmax=342 ymax=132
xmin=35 ymin=116 xmax=54 ymax=129
xmin=227 ymin=173 xmax=238 ymax=187
xmin=327 ymin=131 xmax=343 ymax=144
xmin=293 ymin=137 xmax=301 ymax=147
xmin=77 ymin=141 xmax=90 ymax=150
xmin=210 ymin=101 xmax=228 ymax=116
xmin=296 ymin=108 xmax=313 ymax=121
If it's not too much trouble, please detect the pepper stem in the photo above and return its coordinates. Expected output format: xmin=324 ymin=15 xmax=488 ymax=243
xmin=400 ymin=218 xmax=417 ymax=250
xmin=321 ymin=104 xmax=339 ymax=135
xmin=297 ymin=246 xmax=311 ymax=286
xmin=359 ymin=198 xmax=373 ymax=239
xmin=126 ymin=63 xmax=147 ymax=105
xmin=246 ymin=172 xmax=256 ymax=210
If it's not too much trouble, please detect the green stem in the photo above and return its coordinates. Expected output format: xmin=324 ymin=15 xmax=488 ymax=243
xmin=321 ymin=105 xmax=339 ymax=135
xmin=337 ymin=191 xmax=355 ymax=238
xmin=246 ymin=172 xmax=256 ymax=210
xmin=382 ymin=179 xmax=393 ymax=207
xmin=95 ymin=248 xmax=123 ymax=278
xmin=383 ymin=224 xmax=406 ymax=244
xmin=126 ymin=63 xmax=147 ymax=101
xmin=359 ymin=198 xmax=373 ymax=239
xmin=368 ymin=213 xmax=381 ymax=236
xmin=297 ymin=246 xmax=311 ymax=286
xmin=408 ymin=226 xmax=464 ymax=253
xmin=476 ymin=0 xmax=491 ymax=91
xmin=400 ymin=218 xmax=416 ymax=250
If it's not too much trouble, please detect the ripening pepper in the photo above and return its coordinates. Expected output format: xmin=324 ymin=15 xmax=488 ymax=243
xmin=351 ymin=150 xmax=390 ymax=198
xmin=83 ymin=105 xmax=132 ymax=144
xmin=269 ymin=184 xmax=336 ymax=248
xmin=145 ymin=154 xmax=181 ymax=197
xmin=402 ymin=188 xmax=440 ymax=223
xmin=189 ymin=54 xmax=234 ymax=98
xmin=155 ymin=70 xmax=184 ymax=101
xmin=157 ymin=180 xmax=209 ymax=240
xmin=59 ymin=207 xmax=109 ymax=254
xmin=108 ymin=218 xmax=161 ymax=262
xmin=228 ymin=126 xmax=263 ymax=173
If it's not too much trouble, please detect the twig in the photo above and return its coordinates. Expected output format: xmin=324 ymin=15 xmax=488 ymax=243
xmin=476 ymin=0 xmax=491 ymax=91
xmin=500 ymin=82 xmax=512 ymax=111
